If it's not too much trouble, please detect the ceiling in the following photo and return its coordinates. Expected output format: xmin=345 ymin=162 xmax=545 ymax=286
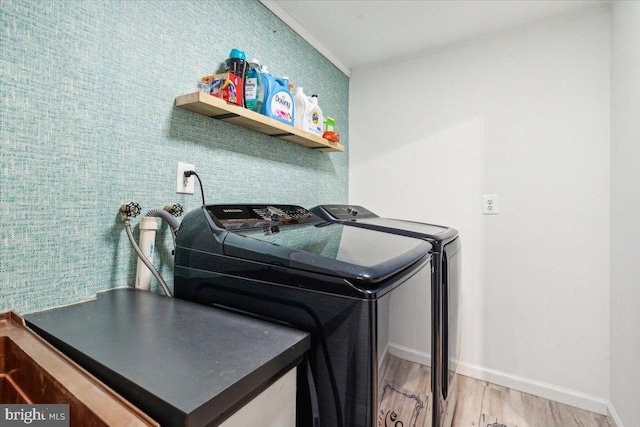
xmin=262 ymin=0 xmax=611 ymax=75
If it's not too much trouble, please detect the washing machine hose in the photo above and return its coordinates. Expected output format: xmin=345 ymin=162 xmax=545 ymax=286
xmin=124 ymin=218 xmax=173 ymax=297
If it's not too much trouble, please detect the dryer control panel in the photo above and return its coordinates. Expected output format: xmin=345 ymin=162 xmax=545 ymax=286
xmin=314 ymin=204 xmax=378 ymax=221
xmin=207 ymin=204 xmax=318 ymax=230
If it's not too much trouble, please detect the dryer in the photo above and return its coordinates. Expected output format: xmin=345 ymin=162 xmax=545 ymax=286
xmin=173 ymin=204 xmax=438 ymax=427
xmin=311 ymin=204 xmax=461 ymax=426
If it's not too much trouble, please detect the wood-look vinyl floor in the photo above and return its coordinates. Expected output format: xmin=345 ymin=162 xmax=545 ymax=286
xmin=379 ymin=354 xmax=611 ymax=427
xmin=379 ymin=354 xmax=432 ymax=426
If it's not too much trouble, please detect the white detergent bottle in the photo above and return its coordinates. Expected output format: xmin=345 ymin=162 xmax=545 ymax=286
xmin=294 ymin=87 xmax=310 ymax=130
xmin=308 ymin=94 xmax=324 ymax=136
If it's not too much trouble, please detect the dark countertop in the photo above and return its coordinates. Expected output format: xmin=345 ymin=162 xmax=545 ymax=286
xmin=25 ymin=288 xmax=310 ymax=427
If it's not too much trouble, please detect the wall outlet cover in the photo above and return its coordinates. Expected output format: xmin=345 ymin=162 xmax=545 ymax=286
xmin=483 ymin=194 xmax=499 ymax=215
xmin=176 ymin=162 xmax=195 ymax=194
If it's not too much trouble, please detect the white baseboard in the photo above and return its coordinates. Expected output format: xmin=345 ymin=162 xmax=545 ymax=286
xmin=388 ymin=342 xmax=431 ymax=366
xmin=455 ymin=361 xmax=609 ymax=415
xmin=385 ymin=344 xmax=610 ymax=417
xmin=607 ymin=401 xmax=624 ymax=427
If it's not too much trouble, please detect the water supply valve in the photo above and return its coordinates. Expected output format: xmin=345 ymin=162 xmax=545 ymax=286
xmin=120 ymin=202 xmax=141 ymax=220
xmin=164 ymin=204 xmax=184 ymax=217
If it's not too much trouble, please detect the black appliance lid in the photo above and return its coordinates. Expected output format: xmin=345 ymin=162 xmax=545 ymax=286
xmin=206 ymin=205 xmax=432 ymax=284
xmin=355 ymin=217 xmax=450 ymax=237
xmin=313 ymin=205 xmax=457 ymax=242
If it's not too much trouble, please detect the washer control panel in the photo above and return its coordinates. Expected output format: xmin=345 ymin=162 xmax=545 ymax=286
xmin=207 ymin=204 xmax=316 ymax=230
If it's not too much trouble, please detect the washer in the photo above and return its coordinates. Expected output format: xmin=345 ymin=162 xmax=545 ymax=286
xmin=174 ymin=204 xmax=438 ymax=427
xmin=311 ymin=204 xmax=461 ymax=426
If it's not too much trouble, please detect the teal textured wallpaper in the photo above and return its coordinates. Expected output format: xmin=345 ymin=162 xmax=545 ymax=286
xmin=0 ymin=0 xmax=349 ymax=314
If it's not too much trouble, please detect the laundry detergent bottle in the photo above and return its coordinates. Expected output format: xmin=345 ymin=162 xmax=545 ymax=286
xmin=294 ymin=88 xmax=324 ymax=136
xmin=308 ymin=94 xmax=324 ymax=136
xmin=244 ymin=58 xmax=264 ymax=112
xmin=223 ymin=48 xmax=247 ymax=107
xmin=260 ymin=66 xmax=295 ymax=126
xmin=293 ymin=87 xmax=310 ymax=130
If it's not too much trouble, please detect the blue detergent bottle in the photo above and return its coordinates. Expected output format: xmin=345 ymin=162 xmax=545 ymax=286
xmin=260 ymin=66 xmax=295 ymax=126
xmin=245 ymin=58 xmax=264 ymax=112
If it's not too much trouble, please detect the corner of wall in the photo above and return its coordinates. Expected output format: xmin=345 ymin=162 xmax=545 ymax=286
xmin=607 ymin=400 xmax=624 ymax=427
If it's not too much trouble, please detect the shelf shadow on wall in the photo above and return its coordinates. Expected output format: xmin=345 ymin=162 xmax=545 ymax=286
xmin=167 ymin=107 xmax=340 ymax=174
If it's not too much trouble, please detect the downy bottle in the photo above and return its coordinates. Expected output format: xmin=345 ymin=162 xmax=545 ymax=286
xmin=260 ymin=66 xmax=295 ymax=126
xmin=245 ymin=58 xmax=264 ymax=112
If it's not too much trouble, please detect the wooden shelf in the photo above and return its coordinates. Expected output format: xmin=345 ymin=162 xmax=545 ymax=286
xmin=175 ymin=92 xmax=344 ymax=153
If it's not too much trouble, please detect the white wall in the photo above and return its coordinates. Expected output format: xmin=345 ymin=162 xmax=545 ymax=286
xmin=349 ymin=9 xmax=610 ymax=411
xmin=609 ymin=2 xmax=640 ymax=426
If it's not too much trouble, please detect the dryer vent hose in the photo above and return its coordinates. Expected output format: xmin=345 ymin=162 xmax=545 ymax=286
xmin=145 ymin=208 xmax=181 ymax=231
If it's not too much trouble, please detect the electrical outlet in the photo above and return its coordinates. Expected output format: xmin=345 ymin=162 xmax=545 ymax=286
xmin=176 ymin=162 xmax=195 ymax=194
xmin=483 ymin=195 xmax=499 ymax=215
